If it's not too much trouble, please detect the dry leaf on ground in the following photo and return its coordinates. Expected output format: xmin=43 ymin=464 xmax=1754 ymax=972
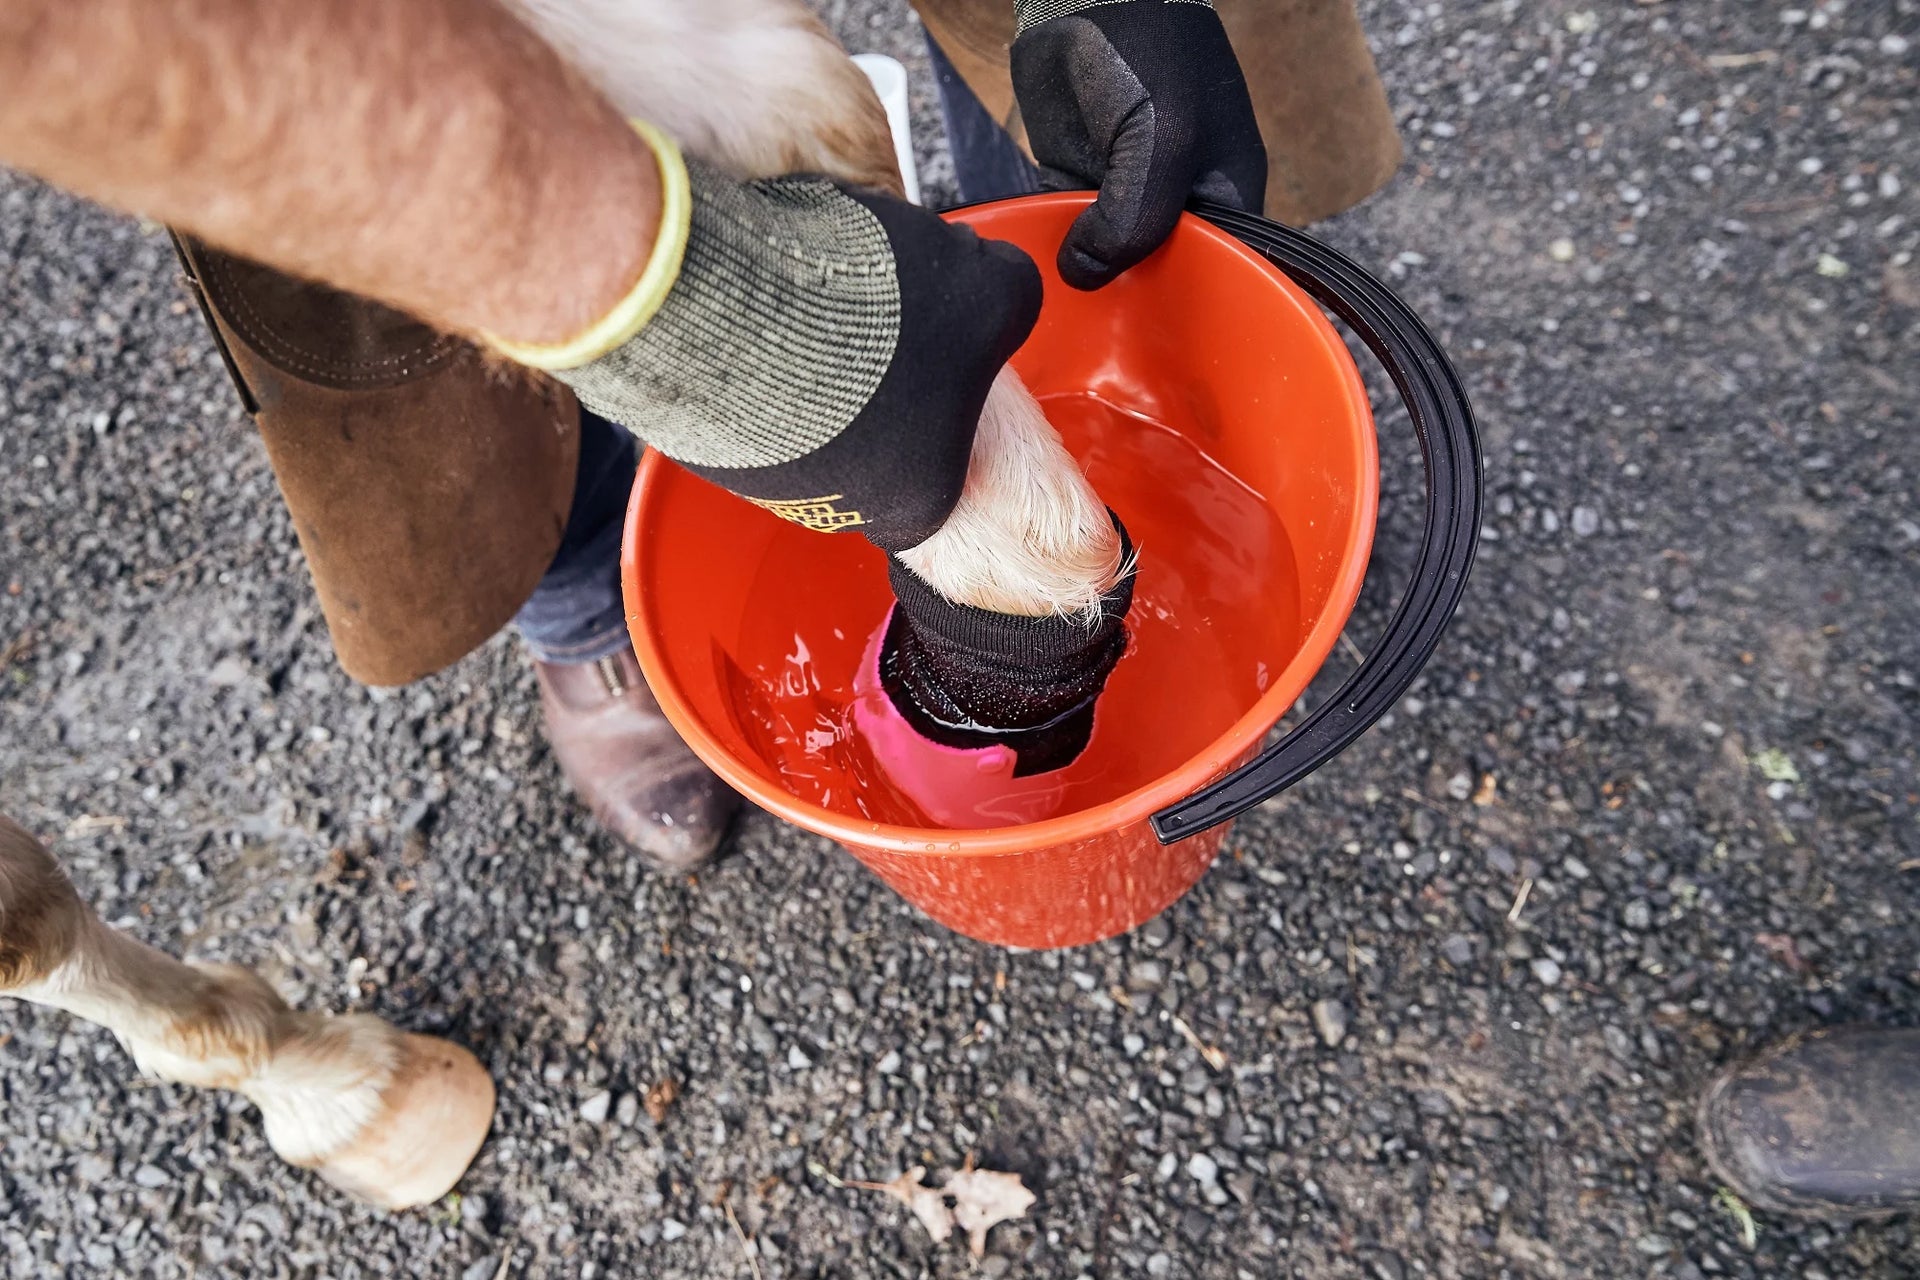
xmin=847 ymin=1166 xmax=954 ymax=1243
xmin=844 ymin=1164 xmax=1035 ymax=1254
xmin=943 ymin=1169 xmax=1037 ymax=1258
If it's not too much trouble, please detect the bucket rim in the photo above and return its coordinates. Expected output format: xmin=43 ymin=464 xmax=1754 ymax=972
xmin=621 ymin=192 xmax=1379 ymax=856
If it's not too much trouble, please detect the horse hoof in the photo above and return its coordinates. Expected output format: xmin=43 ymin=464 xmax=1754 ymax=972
xmin=310 ymin=1034 xmax=496 ymax=1210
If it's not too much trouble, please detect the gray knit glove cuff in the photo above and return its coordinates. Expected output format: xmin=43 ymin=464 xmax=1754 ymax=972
xmin=557 ymin=159 xmax=900 ymax=471
xmin=1015 ymin=0 xmax=1214 ymax=37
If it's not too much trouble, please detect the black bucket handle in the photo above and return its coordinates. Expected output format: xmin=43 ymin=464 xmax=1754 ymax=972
xmin=1148 ymin=204 xmax=1483 ymax=844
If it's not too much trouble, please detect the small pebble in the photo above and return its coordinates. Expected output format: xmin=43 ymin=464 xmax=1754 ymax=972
xmin=1372 ymin=1253 xmax=1408 ymax=1280
xmin=1128 ymin=960 xmax=1167 ymax=991
xmin=1312 ymin=999 xmax=1349 ymax=1047
xmin=579 ymin=1091 xmax=612 ymax=1125
xmin=1187 ymin=1153 xmax=1219 ymax=1185
xmin=1531 ymin=958 xmax=1563 ymax=987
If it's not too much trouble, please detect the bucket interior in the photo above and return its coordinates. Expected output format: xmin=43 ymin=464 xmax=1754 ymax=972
xmin=623 ymin=194 xmax=1378 ymax=853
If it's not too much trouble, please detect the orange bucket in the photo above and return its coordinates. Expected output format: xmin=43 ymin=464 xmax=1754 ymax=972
xmin=621 ymin=193 xmax=1480 ymax=949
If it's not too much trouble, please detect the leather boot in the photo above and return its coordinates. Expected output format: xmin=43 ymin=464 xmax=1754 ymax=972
xmin=536 ymin=649 xmax=740 ymax=871
xmin=1698 ymin=1026 xmax=1920 ymax=1219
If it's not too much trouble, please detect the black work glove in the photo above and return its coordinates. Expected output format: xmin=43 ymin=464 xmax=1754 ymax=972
xmin=544 ymin=155 xmax=1043 ymax=553
xmin=1011 ymin=0 xmax=1267 ymax=289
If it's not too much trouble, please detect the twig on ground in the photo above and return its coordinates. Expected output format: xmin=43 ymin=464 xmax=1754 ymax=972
xmin=1400 ymin=788 xmax=1448 ymax=814
xmin=1507 ymin=877 xmax=1534 ymax=926
xmin=135 ymin=550 xmax=207 ymax=587
xmin=1705 ymin=50 xmax=1777 ymax=69
xmin=1169 ymin=1013 xmax=1229 ymax=1072
xmin=723 ymin=1200 xmax=764 ymax=1280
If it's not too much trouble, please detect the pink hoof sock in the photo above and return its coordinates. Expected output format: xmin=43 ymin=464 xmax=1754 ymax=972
xmin=851 ymin=612 xmax=1072 ymax=828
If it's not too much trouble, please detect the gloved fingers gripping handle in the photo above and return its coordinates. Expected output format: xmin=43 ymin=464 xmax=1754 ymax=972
xmin=1013 ymin=0 xmax=1267 ymax=290
xmin=551 ymin=159 xmax=1042 ymax=552
xmin=1056 ymin=105 xmax=1197 ymax=290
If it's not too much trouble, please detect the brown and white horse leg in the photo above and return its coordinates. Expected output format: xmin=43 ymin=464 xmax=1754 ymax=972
xmin=0 ymin=815 xmax=493 ymax=1210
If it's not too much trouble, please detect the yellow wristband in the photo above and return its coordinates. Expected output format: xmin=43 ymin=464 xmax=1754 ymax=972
xmin=486 ymin=119 xmax=693 ymax=371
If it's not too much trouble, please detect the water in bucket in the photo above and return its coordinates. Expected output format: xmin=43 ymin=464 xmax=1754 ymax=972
xmin=723 ymin=390 xmax=1301 ymax=828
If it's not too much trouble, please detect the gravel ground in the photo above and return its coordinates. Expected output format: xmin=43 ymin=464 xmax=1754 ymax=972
xmin=3 ymin=1 xmax=1918 ymax=1277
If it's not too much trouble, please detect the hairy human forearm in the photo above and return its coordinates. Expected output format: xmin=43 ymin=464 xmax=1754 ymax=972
xmin=0 ymin=0 xmax=659 ymax=345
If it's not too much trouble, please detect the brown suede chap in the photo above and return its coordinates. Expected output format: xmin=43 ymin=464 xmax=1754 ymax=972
xmin=174 ymin=237 xmax=578 ymax=687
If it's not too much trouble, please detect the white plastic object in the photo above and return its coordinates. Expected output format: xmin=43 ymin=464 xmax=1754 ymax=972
xmin=853 ymin=53 xmax=922 ymax=206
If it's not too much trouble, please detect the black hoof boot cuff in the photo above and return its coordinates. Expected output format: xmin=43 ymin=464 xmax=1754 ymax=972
xmin=882 ymin=515 xmax=1136 ymax=776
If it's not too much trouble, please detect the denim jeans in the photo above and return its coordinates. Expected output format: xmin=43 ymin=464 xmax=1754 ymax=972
xmin=512 ymin=407 xmax=638 ymax=663
xmin=926 ymin=37 xmax=1043 ymax=203
xmin=515 ymin=40 xmax=1035 ymax=665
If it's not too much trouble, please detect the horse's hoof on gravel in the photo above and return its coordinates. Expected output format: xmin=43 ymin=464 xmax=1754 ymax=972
xmin=308 ymin=1034 xmax=496 ymax=1211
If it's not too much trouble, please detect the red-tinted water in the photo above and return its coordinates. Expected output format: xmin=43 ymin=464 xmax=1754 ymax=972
xmin=723 ymin=394 xmax=1302 ymax=828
